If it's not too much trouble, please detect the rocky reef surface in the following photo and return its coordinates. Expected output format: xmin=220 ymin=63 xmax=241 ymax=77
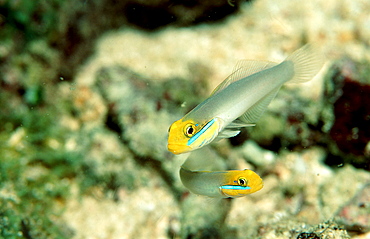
xmin=1 ymin=0 xmax=370 ymax=238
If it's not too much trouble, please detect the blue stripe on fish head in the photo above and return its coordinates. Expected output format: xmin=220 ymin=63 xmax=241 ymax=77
xmin=220 ymin=185 xmax=251 ymax=190
xmin=187 ymin=118 xmax=217 ymax=146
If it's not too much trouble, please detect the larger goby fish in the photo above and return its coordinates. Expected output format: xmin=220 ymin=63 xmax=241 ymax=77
xmin=168 ymin=45 xmax=324 ymax=154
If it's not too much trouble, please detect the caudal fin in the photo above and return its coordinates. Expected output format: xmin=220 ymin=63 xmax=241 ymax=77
xmin=286 ymin=44 xmax=325 ymax=84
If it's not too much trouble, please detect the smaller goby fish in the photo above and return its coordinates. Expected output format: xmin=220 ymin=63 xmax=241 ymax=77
xmin=180 ymin=167 xmax=263 ymax=198
xmin=168 ymin=44 xmax=324 ymax=154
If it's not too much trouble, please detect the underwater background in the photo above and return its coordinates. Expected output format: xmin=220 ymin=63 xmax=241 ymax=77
xmin=0 ymin=0 xmax=369 ymax=238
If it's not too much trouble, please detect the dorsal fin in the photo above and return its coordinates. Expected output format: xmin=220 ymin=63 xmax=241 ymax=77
xmin=211 ymin=60 xmax=278 ymax=96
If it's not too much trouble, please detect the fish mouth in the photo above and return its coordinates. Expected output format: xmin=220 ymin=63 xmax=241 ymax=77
xmin=167 ymin=144 xmax=191 ymax=154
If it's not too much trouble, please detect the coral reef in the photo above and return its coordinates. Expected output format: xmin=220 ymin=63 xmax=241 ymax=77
xmin=1 ymin=0 xmax=370 ymax=238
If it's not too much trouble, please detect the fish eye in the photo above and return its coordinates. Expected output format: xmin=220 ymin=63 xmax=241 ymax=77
xmin=238 ymin=177 xmax=248 ymax=187
xmin=184 ymin=124 xmax=196 ymax=137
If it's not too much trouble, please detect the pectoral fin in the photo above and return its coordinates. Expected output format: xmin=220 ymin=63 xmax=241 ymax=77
xmin=217 ymin=120 xmax=256 ymax=139
xmin=227 ymin=120 xmax=256 ymax=128
xmin=217 ymin=129 xmax=241 ymax=139
xmin=238 ymin=86 xmax=281 ymax=124
xmin=216 ymin=87 xmax=281 ymax=140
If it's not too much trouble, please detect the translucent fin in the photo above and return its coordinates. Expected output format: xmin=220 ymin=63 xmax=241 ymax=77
xmin=238 ymin=86 xmax=281 ymax=124
xmin=217 ymin=129 xmax=241 ymax=139
xmin=216 ymin=120 xmax=256 ymax=139
xmin=285 ymin=44 xmax=325 ymax=84
xmin=231 ymin=60 xmax=278 ymax=82
xmin=227 ymin=120 xmax=256 ymax=128
xmin=211 ymin=60 xmax=278 ymax=95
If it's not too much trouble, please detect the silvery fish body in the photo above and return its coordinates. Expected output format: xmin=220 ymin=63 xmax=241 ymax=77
xmin=168 ymin=45 xmax=324 ymax=154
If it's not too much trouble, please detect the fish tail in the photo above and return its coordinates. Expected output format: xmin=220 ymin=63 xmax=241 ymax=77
xmin=285 ymin=44 xmax=325 ymax=84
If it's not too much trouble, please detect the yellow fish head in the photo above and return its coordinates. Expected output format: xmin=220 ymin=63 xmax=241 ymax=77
xmin=219 ymin=169 xmax=264 ymax=198
xmin=167 ymin=118 xmax=220 ymax=154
